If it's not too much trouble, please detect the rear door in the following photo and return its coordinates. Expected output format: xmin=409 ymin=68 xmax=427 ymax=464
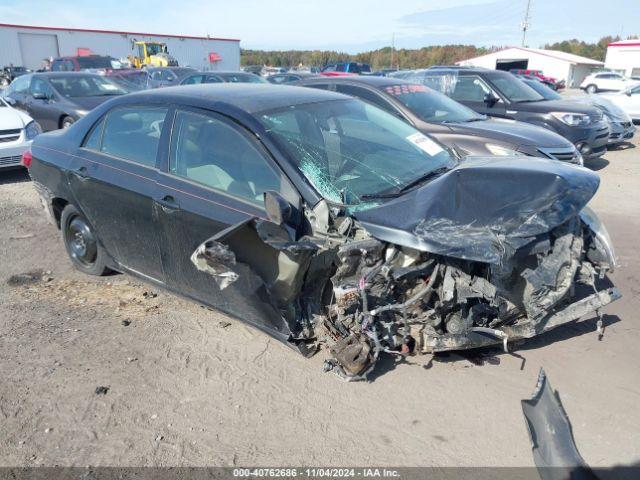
xmin=69 ymin=105 xmax=168 ymax=282
xmin=154 ymin=107 xmax=290 ymax=303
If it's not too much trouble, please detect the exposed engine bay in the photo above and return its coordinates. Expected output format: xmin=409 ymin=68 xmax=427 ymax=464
xmin=191 ymin=202 xmax=619 ymax=381
xmin=191 ymin=158 xmax=620 ymax=380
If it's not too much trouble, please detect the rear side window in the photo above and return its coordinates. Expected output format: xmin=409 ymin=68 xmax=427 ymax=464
xmin=334 ymin=85 xmax=393 ymax=112
xmin=99 ymin=106 xmax=167 ymax=167
xmin=83 ymin=117 xmax=105 ymax=150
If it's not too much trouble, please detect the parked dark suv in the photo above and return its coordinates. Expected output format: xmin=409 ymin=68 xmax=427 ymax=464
xmin=297 ymin=76 xmax=582 ymax=164
xmin=410 ymin=67 xmax=609 ymax=159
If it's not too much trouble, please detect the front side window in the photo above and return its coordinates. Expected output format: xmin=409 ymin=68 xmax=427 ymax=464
xmin=489 ymin=74 xmax=544 ymax=103
xmin=100 ymin=107 xmax=167 ymax=167
xmin=159 ymin=70 xmax=176 ymax=82
xmin=204 ymin=75 xmax=223 ymax=84
xmin=182 ymin=75 xmax=204 ymax=85
xmin=170 ymin=110 xmax=281 ymax=206
xmin=31 ymin=78 xmax=54 ymax=98
xmin=259 ymin=99 xmax=454 ymax=208
xmin=449 ymin=76 xmax=493 ymax=102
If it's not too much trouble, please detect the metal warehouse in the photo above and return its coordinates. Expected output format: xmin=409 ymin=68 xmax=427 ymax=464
xmin=457 ymin=47 xmax=604 ymax=88
xmin=605 ymin=39 xmax=640 ymax=77
xmin=0 ymin=23 xmax=240 ymax=71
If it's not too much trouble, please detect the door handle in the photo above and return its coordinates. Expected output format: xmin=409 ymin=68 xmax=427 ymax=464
xmin=70 ymin=165 xmax=90 ymax=181
xmin=156 ymin=194 xmax=180 ymax=211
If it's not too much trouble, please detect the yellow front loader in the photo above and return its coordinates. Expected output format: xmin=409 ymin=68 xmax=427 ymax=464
xmin=129 ymin=41 xmax=179 ymax=68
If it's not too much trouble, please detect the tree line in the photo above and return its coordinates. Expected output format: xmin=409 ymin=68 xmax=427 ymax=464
xmin=241 ymin=36 xmax=638 ymax=69
xmin=543 ymin=35 xmax=638 ymax=62
xmin=241 ymin=45 xmax=492 ymax=70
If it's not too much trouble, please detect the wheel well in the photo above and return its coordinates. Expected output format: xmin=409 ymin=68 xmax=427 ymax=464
xmin=51 ymin=198 xmax=69 ymax=229
xmin=58 ymin=115 xmax=70 ymax=129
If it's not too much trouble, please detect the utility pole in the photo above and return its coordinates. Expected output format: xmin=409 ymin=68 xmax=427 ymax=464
xmin=391 ymin=33 xmax=395 ymax=70
xmin=521 ymin=0 xmax=532 ymax=47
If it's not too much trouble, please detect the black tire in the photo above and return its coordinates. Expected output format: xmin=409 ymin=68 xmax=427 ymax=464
xmin=61 ymin=116 xmax=75 ymax=129
xmin=586 ymin=84 xmax=598 ymax=94
xmin=61 ymin=204 xmax=110 ymax=276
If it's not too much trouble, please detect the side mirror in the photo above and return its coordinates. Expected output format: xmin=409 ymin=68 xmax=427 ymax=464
xmin=264 ymin=190 xmax=293 ymax=226
xmin=32 ymin=92 xmax=48 ymax=100
xmin=484 ymin=93 xmax=499 ymax=107
xmin=626 ymin=90 xmax=632 ymax=96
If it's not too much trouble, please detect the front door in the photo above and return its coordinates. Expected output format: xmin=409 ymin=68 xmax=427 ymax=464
xmin=449 ymin=75 xmax=507 ymax=117
xmin=68 ymin=105 xmax=168 ymax=282
xmin=154 ymin=107 xmax=295 ymax=335
xmin=27 ymin=77 xmax=58 ymax=131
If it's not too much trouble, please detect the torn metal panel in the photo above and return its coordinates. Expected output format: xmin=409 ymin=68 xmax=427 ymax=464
xmin=354 ymin=157 xmax=600 ymax=264
xmin=191 ymin=239 xmax=239 ymax=290
xmin=522 ymin=369 xmax=598 ymax=480
xmin=191 ymin=218 xmax=321 ymax=337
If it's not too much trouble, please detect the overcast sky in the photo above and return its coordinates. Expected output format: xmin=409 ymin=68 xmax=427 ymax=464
xmin=0 ymin=0 xmax=638 ymax=52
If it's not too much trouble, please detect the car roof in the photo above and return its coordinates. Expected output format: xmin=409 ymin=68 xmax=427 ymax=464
xmin=423 ymin=66 xmax=495 ymax=75
xmin=299 ymin=75 xmax=412 ymax=88
xmin=122 ymin=83 xmax=349 ymax=113
xmin=32 ymin=71 xmax=105 ymax=78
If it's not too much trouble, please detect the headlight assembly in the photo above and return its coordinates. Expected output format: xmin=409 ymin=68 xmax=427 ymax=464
xmin=485 ymin=143 xmax=525 ymax=156
xmin=24 ymin=121 xmax=42 ymax=140
xmin=550 ymin=112 xmax=592 ymax=127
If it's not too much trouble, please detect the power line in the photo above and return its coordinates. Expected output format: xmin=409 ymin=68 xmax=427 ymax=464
xmin=521 ymin=0 xmax=532 ymax=47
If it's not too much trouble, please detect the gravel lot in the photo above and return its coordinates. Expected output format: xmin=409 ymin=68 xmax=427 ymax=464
xmin=1 ymin=123 xmax=639 ymax=469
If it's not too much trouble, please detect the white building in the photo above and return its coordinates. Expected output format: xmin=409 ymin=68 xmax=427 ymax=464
xmin=605 ymin=39 xmax=640 ymax=77
xmin=0 ymin=23 xmax=240 ymax=71
xmin=456 ymin=47 xmax=604 ymax=88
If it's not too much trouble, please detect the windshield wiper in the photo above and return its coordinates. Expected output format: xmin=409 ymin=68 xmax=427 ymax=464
xmin=360 ymin=166 xmax=451 ymax=200
xmin=516 ymin=99 xmax=543 ymax=103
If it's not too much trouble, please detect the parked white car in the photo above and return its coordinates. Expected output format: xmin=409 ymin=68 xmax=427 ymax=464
xmin=599 ymin=83 xmax=640 ymax=122
xmin=580 ymin=72 xmax=638 ymax=94
xmin=0 ymin=97 xmax=41 ymax=170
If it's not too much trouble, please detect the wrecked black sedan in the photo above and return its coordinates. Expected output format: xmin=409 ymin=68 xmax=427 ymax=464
xmin=27 ymin=84 xmax=620 ymax=380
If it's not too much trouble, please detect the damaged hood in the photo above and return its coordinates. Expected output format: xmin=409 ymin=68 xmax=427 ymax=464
xmin=353 ymin=157 xmax=599 ymax=264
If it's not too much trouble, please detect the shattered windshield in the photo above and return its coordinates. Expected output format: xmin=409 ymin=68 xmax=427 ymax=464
xmin=381 ymin=83 xmax=484 ymax=123
xmin=259 ymin=99 xmax=454 ymax=207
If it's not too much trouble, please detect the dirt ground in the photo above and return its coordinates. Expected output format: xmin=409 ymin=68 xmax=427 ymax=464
xmin=1 ymin=125 xmax=639 ymax=469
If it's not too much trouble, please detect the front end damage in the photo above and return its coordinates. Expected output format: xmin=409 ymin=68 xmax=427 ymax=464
xmin=192 ymin=159 xmax=620 ymax=380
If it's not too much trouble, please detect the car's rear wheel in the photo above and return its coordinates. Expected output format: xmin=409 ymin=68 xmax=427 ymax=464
xmin=61 ymin=116 xmax=75 ymax=129
xmin=586 ymin=84 xmax=598 ymax=94
xmin=61 ymin=204 xmax=110 ymax=276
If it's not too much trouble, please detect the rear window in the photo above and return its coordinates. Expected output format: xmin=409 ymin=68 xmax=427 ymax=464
xmin=76 ymin=56 xmax=117 ymax=69
xmin=98 ymin=107 xmax=168 ymax=167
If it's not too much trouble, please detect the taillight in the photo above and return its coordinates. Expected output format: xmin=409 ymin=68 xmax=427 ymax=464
xmin=21 ymin=149 xmax=32 ymax=169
